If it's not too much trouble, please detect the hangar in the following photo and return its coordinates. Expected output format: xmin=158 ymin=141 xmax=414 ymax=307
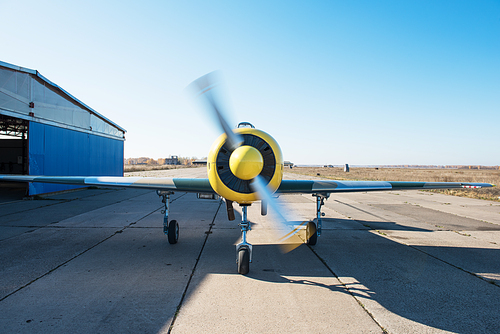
xmin=0 ymin=60 xmax=125 ymax=196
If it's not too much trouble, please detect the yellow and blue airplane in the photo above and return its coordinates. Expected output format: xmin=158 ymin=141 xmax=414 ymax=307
xmin=0 ymin=73 xmax=494 ymax=275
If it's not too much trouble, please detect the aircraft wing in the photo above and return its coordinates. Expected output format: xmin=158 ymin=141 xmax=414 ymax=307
xmin=278 ymin=180 xmax=494 ymax=194
xmin=0 ymin=175 xmax=493 ymax=195
xmin=0 ymin=175 xmax=215 ymax=193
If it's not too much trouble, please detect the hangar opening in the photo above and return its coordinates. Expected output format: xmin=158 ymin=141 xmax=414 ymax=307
xmin=0 ymin=115 xmax=29 ymax=199
xmin=0 ymin=60 xmax=126 ymax=196
xmin=0 ymin=115 xmax=28 ymax=175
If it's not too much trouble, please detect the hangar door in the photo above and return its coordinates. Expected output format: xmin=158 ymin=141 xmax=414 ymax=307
xmin=0 ymin=114 xmax=28 ymax=175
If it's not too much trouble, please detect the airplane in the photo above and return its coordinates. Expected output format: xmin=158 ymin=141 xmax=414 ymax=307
xmin=0 ymin=73 xmax=494 ymax=275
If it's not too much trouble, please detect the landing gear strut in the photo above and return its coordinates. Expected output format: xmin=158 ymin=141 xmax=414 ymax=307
xmin=157 ymin=190 xmax=178 ymax=244
xmin=236 ymin=205 xmax=252 ymax=275
xmin=308 ymin=193 xmax=329 ymax=245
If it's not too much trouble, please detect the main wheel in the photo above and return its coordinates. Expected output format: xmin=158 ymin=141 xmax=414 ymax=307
xmin=167 ymin=220 xmax=179 ymax=244
xmin=306 ymin=221 xmax=317 ymax=245
xmin=237 ymin=248 xmax=250 ymax=275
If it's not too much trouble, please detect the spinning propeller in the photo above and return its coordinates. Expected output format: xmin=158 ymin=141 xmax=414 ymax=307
xmin=189 ymin=72 xmax=312 ymax=251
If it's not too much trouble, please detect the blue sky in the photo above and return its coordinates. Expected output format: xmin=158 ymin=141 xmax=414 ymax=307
xmin=2 ymin=0 xmax=499 ymax=165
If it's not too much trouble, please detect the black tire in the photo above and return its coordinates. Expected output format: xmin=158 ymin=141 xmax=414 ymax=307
xmin=237 ymin=248 xmax=250 ymax=275
xmin=306 ymin=221 xmax=317 ymax=245
xmin=167 ymin=220 xmax=179 ymax=244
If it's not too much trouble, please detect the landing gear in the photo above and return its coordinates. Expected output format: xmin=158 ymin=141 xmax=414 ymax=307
xmin=236 ymin=205 xmax=253 ymax=275
xmin=237 ymin=247 xmax=250 ymax=275
xmin=157 ymin=190 xmax=179 ymax=244
xmin=306 ymin=221 xmax=317 ymax=245
xmin=311 ymin=193 xmax=329 ymax=242
xmin=167 ymin=220 xmax=179 ymax=244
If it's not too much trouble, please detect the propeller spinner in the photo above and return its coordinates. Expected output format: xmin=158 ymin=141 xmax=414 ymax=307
xmin=229 ymin=146 xmax=264 ymax=180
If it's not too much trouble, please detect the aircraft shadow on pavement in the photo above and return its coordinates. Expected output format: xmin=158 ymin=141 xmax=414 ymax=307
xmin=112 ymin=193 xmax=494 ymax=334
xmin=161 ymin=199 xmax=500 ymax=334
xmin=319 ymin=217 xmax=432 ymax=231
xmin=208 ymin=210 xmax=500 ymax=333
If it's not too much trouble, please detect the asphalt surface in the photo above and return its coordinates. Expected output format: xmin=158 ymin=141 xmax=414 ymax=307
xmin=1 ymin=168 xmax=499 ymax=333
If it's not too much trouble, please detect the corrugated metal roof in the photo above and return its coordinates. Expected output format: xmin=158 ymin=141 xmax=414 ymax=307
xmin=0 ymin=60 xmax=126 ymax=134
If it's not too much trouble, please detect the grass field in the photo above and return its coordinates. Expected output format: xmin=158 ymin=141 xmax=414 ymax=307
xmin=287 ymin=167 xmax=499 ymax=202
xmin=124 ymin=164 xmax=194 ymax=173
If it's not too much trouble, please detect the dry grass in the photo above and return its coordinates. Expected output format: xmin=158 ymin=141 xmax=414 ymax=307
xmin=124 ymin=164 xmax=194 ymax=173
xmin=287 ymin=167 xmax=499 ymax=202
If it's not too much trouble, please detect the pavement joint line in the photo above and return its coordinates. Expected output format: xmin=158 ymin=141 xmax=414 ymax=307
xmin=306 ymin=244 xmax=388 ymax=334
xmin=167 ymin=199 xmax=223 ymax=334
xmin=0 ymin=187 xmax=135 ymax=218
xmin=333 ymin=201 xmax=500 ymax=288
xmin=0 ymin=199 xmax=30 ymax=205
xmin=334 ymin=199 xmax=390 ymax=221
xmin=374 ymin=198 xmax=498 ymax=226
xmin=0 ymin=189 xmax=179 ymax=242
xmin=3 ymin=226 xmax=175 ymax=229
xmin=398 ymin=240 xmax=500 ymax=288
xmin=0 ymin=200 xmax=66 ymax=217
xmin=0 ymin=192 xmax=187 ymax=303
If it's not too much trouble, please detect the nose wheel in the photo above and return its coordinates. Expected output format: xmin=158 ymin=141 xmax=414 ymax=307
xmin=237 ymin=246 xmax=250 ymax=274
xmin=236 ymin=205 xmax=252 ymax=275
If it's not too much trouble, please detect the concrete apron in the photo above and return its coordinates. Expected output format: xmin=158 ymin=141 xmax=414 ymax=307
xmin=0 ymin=191 xmax=222 ymax=334
xmin=311 ymin=191 xmax=500 ymax=334
xmin=2 ymin=171 xmax=499 ymax=334
xmin=171 ymin=195 xmax=383 ymax=333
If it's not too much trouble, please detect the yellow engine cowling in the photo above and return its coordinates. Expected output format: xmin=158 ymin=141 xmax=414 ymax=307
xmin=207 ymin=128 xmax=284 ymax=204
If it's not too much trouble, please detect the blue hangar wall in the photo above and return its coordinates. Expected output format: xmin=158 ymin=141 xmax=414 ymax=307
xmin=28 ymin=122 xmax=124 ymax=195
xmin=0 ymin=60 xmax=126 ymax=196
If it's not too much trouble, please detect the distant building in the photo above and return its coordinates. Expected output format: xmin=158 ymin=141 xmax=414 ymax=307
xmin=162 ymin=156 xmax=180 ymax=165
xmin=192 ymin=160 xmax=207 ymax=166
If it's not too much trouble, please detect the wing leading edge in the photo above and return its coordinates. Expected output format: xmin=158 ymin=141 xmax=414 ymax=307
xmin=278 ymin=180 xmax=494 ymax=194
xmin=0 ymin=175 xmax=493 ymax=195
xmin=0 ymin=175 xmax=215 ymax=193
